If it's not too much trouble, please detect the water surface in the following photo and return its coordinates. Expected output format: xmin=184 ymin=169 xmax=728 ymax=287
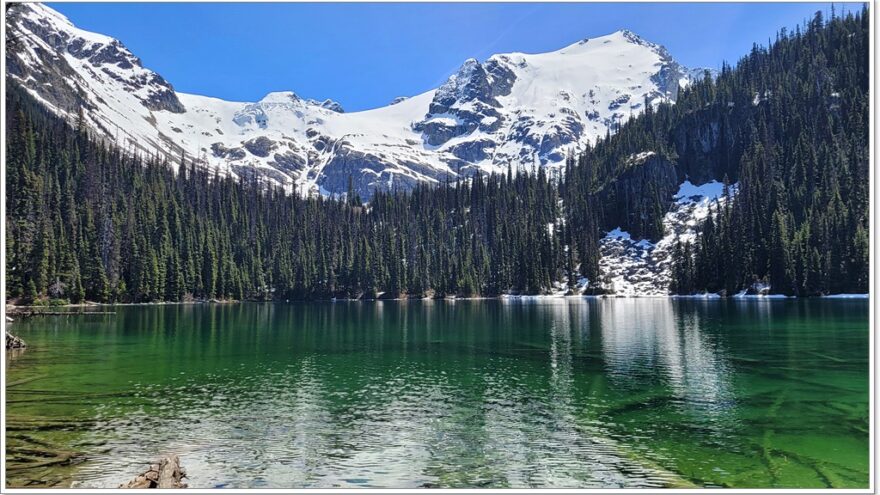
xmin=5 ymin=299 xmax=869 ymax=488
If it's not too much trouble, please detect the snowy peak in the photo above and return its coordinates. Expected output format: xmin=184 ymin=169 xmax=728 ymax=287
xmin=258 ymin=91 xmax=344 ymax=112
xmin=260 ymin=91 xmax=300 ymax=104
xmin=413 ymin=28 xmax=707 ymax=171
xmin=8 ymin=3 xmax=710 ymax=199
xmin=312 ymin=99 xmax=344 ymax=113
xmin=534 ymin=29 xmax=665 ymax=59
xmin=433 ymin=58 xmax=499 ymax=108
xmin=618 ymin=29 xmax=656 ymax=48
xmin=17 ymin=2 xmax=112 ymax=45
xmin=7 ymin=2 xmax=185 ymax=115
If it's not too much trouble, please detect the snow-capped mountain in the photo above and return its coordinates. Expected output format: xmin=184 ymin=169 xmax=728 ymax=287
xmin=7 ymin=3 xmax=712 ymax=199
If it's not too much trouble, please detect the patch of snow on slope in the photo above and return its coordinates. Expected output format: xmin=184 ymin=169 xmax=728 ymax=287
xmin=599 ymin=228 xmax=664 ymax=296
xmin=598 ymin=180 xmax=736 ymax=296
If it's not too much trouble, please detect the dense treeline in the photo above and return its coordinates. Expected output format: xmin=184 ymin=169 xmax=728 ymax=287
xmin=563 ymin=7 xmax=869 ymax=296
xmin=682 ymin=9 xmax=869 ymax=295
xmin=5 ymin=7 xmax=869 ymax=302
xmin=6 ymin=84 xmax=566 ymax=302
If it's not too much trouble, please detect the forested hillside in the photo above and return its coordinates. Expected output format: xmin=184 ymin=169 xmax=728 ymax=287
xmin=5 ymin=7 xmax=868 ymax=302
xmin=6 ymin=83 xmax=564 ymax=302
xmin=563 ymin=7 xmax=869 ymax=295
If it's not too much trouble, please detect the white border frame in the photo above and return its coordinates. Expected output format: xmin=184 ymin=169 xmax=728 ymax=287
xmin=0 ymin=0 xmax=875 ymax=493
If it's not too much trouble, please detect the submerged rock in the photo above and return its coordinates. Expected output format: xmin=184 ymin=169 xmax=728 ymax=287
xmin=6 ymin=330 xmax=26 ymax=350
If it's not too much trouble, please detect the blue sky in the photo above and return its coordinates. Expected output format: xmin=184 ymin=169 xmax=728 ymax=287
xmin=48 ymin=2 xmax=860 ymax=112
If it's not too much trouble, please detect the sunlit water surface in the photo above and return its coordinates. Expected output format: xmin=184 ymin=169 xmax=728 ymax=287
xmin=5 ymin=299 xmax=868 ymax=488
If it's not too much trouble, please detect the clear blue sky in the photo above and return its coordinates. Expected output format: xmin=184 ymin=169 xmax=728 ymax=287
xmin=48 ymin=2 xmax=861 ymax=112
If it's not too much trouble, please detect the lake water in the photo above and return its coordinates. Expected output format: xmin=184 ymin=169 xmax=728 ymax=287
xmin=4 ymin=299 xmax=869 ymax=488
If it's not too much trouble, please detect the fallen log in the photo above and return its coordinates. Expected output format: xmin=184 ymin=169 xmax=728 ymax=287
xmin=119 ymin=455 xmax=187 ymax=489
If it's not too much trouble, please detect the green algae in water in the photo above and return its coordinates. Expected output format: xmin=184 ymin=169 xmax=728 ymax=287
xmin=4 ymin=298 xmax=869 ymax=488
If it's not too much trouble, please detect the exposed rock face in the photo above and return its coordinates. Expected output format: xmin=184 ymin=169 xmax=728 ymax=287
xmin=143 ymin=86 xmax=186 ymax=113
xmin=272 ymin=151 xmax=307 ymax=173
xmin=414 ymin=58 xmax=507 ymax=147
xmin=6 ymin=14 xmax=94 ymax=114
xmin=447 ymin=139 xmax=495 ymax=162
xmin=431 ymin=59 xmax=500 ymax=110
xmin=319 ymin=144 xmax=433 ymax=199
xmin=308 ymin=98 xmax=344 ymax=113
xmin=608 ymin=94 xmax=631 ymax=111
xmin=211 ymin=143 xmax=246 ymax=161
xmin=243 ymin=136 xmax=277 ymax=157
xmin=483 ymin=56 xmax=517 ymax=97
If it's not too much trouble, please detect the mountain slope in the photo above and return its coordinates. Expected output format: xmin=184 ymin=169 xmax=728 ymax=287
xmin=561 ymin=8 xmax=868 ymax=296
xmin=7 ymin=3 xmax=709 ymax=198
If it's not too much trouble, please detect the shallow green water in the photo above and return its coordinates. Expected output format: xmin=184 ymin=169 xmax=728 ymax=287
xmin=5 ymin=298 xmax=869 ymax=488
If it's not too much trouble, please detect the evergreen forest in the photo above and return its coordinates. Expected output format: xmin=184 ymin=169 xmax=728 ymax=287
xmin=5 ymin=8 xmax=869 ymax=302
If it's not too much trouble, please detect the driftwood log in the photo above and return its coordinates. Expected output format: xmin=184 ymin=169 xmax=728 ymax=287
xmin=119 ymin=455 xmax=187 ymax=489
xmin=6 ymin=330 xmax=26 ymax=349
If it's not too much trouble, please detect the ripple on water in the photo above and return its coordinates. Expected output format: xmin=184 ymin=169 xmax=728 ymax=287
xmin=65 ymin=359 xmax=677 ymax=488
xmin=5 ymin=300 xmax=869 ymax=489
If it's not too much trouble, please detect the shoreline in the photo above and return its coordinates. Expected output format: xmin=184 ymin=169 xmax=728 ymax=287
xmin=5 ymin=293 xmax=869 ymax=311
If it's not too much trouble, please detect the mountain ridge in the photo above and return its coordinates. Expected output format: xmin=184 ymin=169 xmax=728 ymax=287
xmin=7 ymin=3 xmax=713 ymax=199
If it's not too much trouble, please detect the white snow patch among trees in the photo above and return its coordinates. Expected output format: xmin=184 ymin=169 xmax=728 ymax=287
xmin=597 ymin=180 xmax=737 ymax=297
